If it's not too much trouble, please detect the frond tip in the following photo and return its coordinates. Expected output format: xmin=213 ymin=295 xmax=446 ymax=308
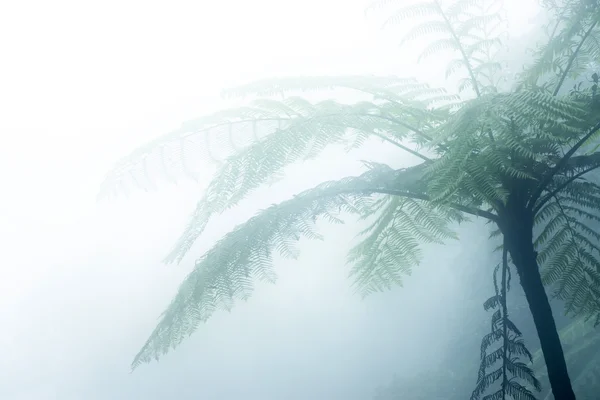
xmin=130 ymin=163 xmax=437 ymax=369
xmin=347 ymin=194 xmax=459 ymax=296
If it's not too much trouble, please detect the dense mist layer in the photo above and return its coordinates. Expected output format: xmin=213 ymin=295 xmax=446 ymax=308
xmin=1 ymin=0 xmax=561 ymax=399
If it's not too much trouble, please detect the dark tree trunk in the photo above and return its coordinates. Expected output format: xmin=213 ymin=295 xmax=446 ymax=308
xmin=501 ymin=206 xmax=576 ymax=400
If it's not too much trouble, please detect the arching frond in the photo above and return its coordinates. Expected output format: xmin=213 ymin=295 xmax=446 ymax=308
xmin=99 ymin=96 xmax=434 ymax=200
xmin=130 ymin=163 xmax=456 ymax=369
xmin=162 ymin=99 xmax=438 ymax=264
xmin=98 ymin=75 xmax=452 ymax=200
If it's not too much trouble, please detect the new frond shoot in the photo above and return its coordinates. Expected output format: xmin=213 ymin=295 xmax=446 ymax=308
xmin=471 ymin=247 xmax=541 ymax=400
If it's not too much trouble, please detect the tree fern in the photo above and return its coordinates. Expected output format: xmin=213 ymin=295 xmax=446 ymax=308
xmin=101 ymin=1 xmax=600 ymax=399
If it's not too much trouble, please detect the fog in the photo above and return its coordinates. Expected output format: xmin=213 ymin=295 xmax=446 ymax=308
xmin=1 ymin=0 xmax=541 ymax=399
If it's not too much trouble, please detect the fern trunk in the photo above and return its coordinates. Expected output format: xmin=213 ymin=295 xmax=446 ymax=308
xmin=501 ymin=206 xmax=576 ymax=400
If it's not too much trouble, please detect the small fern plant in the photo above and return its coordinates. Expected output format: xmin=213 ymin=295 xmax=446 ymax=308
xmin=471 ymin=245 xmax=541 ymax=400
xmin=100 ymin=1 xmax=600 ymax=399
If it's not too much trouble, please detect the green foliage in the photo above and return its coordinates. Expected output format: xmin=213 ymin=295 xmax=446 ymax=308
xmin=471 ymin=248 xmax=541 ymax=400
xmin=159 ymin=95 xmax=444 ymax=265
xmin=518 ymin=0 xmax=600 ymax=94
xmin=130 ymin=162 xmax=460 ymax=367
xmin=535 ymin=179 xmax=600 ymax=321
xmin=100 ymin=4 xmax=600 ymax=398
xmin=368 ymin=0 xmax=508 ymax=95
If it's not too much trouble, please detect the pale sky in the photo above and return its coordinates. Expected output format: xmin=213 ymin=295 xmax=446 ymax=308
xmin=0 ymin=0 xmax=540 ymax=399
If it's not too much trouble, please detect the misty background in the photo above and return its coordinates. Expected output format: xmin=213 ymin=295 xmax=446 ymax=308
xmin=1 ymin=0 xmax=546 ymax=398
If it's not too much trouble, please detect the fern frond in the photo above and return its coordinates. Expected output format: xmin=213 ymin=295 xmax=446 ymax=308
xmin=369 ymin=0 xmax=510 ymax=97
xmin=347 ymin=195 xmax=459 ymax=296
xmin=472 ymin=249 xmax=540 ymax=400
xmin=100 ymin=4 xmax=600 ymax=394
xmin=222 ymin=75 xmax=427 ymax=100
xmin=456 ymin=12 xmax=504 ymax=36
xmin=99 ymin=76 xmax=449 ymax=200
xmin=130 ymin=163 xmax=448 ymax=369
xmin=381 ymin=2 xmax=439 ymax=27
xmin=162 ymin=100 xmax=437 ymax=264
xmin=518 ymin=2 xmax=600 ymax=91
xmin=400 ymin=20 xmax=450 ymax=44
xmin=534 ymin=188 xmax=600 ymax=320
xmin=98 ymin=107 xmax=281 ymax=198
xmin=418 ymin=38 xmax=462 ymax=61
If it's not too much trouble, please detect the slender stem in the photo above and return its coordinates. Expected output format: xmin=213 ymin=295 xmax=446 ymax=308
xmin=531 ymin=17 xmax=563 ymax=88
xmin=501 ymin=242 xmax=509 ymax=400
xmin=368 ymin=188 xmax=498 ymax=221
xmin=433 ymin=0 xmax=481 ymax=98
xmin=548 ymin=10 xmax=562 ymax=42
xmin=184 ymin=111 xmax=438 ymax=155
xmin=533 ymin=154 xmax=600 ymax=213
xmin=553 ymin=21 xmax=598 ymax=96
xmin=371 ymin=131 xmax=432 ymax=162
xmin=529 ymin=119 xmax=600 ymax=208
xmin=368 ymin=113 xmax=435 ymax=142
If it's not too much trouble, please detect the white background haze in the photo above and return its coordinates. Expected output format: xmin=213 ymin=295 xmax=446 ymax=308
xmin=1 ymin=0 xmax=540 ymax=398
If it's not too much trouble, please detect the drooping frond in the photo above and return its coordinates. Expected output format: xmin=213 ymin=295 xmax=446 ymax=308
xmin=162 ymin=98 xmax=441 ymax=264
xmin=527 ymin=120 xmax=600 ymax=325
xmin=98 ymin=104 xmax=283 ymax=198
xmin=221 ymin=75 xmax=461 ymax=142
xmin=347 ymin=192 xmax=460 ymax=296
xmin=534 ymin=178 xmax=600 ymax=323
xmin=222 ymin=75 xmax=458 ymax=106
xmin=98 ymin=75 xmax=445 ymax=200
xmin=130 ymin=163 xmax=459 ymax=369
